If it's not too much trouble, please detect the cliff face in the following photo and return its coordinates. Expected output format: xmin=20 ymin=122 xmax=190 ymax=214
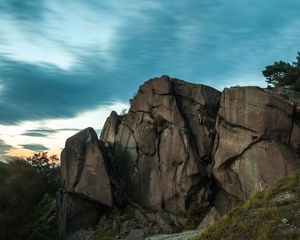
xmin=57 ymin=76 xmax=300 ymax=239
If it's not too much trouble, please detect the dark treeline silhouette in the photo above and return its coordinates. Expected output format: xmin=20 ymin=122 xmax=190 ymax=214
xmin=0 ymin=153 xmax=60 ymax=240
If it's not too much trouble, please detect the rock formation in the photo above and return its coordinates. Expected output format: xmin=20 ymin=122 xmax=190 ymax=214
xmin=58 ymin=127 xmax=112 ymax=239
xmin=100 ymin=76 xmax=221 ymax=215
xmin=212 ymin=87 xmax=300 ymax=201
xmin=57 ymin=76 xmax=300 ymax=239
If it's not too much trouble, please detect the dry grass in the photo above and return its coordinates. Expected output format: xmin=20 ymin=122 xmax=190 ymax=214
xmin=191 ymin=172 xmax=300 ymax=240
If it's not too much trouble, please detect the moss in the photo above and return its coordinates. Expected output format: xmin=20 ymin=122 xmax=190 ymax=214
xmin=191 ymin=172 xmax=300 ymax=240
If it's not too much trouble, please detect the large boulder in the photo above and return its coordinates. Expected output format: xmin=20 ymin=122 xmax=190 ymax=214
xmin=213 ymin=87 xmax=300 ymax=200
xmin=101 ymin=76 xmax=221 ymax=215
xmin=61 ymin=127 xmax=112 ymax=206
xmin=58 ymin=127 xmax=113 ymax=239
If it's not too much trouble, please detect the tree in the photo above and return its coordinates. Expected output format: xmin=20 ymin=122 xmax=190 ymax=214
xmin=262 ymin=52 xmax=300 ymax=90
xmin=26 ymin=152 xmax=61 ymax=195
xmin=0 ymin=160 xmax=44 ymax=239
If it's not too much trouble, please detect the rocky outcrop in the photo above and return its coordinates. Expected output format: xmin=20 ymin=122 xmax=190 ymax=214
xmin=100 ymin=111 xmax=122 ymax=147
xmin=57 ymin=77 xmax=300 ymax=239
xmin=213 ymin=87 xmax=300 ymax=200
xmin=61 ymin=127 xmax=112 ymax=206
xmin=101 ymin=76 xmax=221 ymax=215
xmin=58 ymin=127 xmax=113 ymax=239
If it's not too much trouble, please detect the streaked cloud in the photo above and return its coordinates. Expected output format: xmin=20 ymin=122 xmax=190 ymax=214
xmin=0 ymin=55 xmax=132 ymax=125
xmin=0 ymin=0 xmax=48 ymax=21
xmin=0 ymin=139 xmax=13 ymax=154
xmin=21 ymin=132 xmax=48 ymax=137
xmin=22 ymin=128 xmax=81 ymax=137
xmin=1 ymin=0 xmax=300 ymax=159
xmin=19 ymin=143 xmax=49 ymax=152
xmin=0 ymin=101 xmax=128 ymax=158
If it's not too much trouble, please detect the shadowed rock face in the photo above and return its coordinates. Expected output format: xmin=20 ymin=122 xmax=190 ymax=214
xmin=57 ymin=192 xmax=102 ymax=240
xmin=291 ymin=122 xmax=300 ymax=153
xmin=213 ymin=87 xmax=300 ymax=200
xmin=101 ymin=76 xmax=221 ymax=214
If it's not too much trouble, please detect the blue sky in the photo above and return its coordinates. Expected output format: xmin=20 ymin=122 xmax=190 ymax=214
xmin=1 ymin=0 xmax=300 ymax=160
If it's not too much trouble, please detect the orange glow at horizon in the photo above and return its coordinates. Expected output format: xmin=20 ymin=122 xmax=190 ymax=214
xmin=7 ymin=148 xmax=61 ymax=160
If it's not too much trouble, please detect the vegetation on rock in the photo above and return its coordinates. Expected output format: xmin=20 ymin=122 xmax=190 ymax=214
xmin=262 ymin=51 xmax=300 ymax=90
xmin=191 ymin=172 xmax=300 ymax=240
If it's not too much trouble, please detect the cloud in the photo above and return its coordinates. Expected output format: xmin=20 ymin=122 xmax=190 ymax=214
xmin=0 ymin=139 xmax=13 ymax=154
xmin=0 ymin=55 xmax=133 ymax=125
xmin=0 ymin=0 xmax=48 ymax=21
xmin=22 ymin=128 xmax=81 ymax=137
xmin=1 ymin=0 xmax=300 ymax=126
xmin=22 ymin=132 xmax=48 ymax=137
xmin=19 ymin=144 xmax=49 ymax=152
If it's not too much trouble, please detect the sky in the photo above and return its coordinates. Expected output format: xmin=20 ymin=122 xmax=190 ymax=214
xmin=1 ymin=0 xmax=300 ymax=161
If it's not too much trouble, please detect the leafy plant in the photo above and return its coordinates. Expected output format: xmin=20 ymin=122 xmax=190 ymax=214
xmin=26 ymin=152 xmax=61 ymax=195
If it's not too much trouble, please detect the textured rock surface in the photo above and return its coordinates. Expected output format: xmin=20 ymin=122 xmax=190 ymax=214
xmin=100 ymin=111 xmax=121 ymax=146
xmin=213 ymin=87 xmax=300 ymax=200
xmin=61 ymin=127 xmax=112 ymax=206
xmin=291 ymin=122 xmax=300 ymax=153
xmin=58 ymin=127 xmax=113 ymax=239
xmin=126 ymin=229 xmax=145 ymax=240
xmin=101 ymin=76 xmax=221 ymax=214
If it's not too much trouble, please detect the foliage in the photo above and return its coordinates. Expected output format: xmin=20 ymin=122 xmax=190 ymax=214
xmin=0 ymin=160 xmax=45 ymax=240
xmin=120 ymin=108 xmax=128 ymax=116
xmin=23 ymin=194 xmax=58 ymax=240
xmin=262 ymin=52 xmax=300 ymax=91
xmin=129 ymin=91 xmax=137 ymax=105
xmin=192 ymin=172 xmax=300 ymax=240
xmin=26 ymin=152 xmax=61 ymax=195
xmin=0 ymin=154 xmax=60 ymax=239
